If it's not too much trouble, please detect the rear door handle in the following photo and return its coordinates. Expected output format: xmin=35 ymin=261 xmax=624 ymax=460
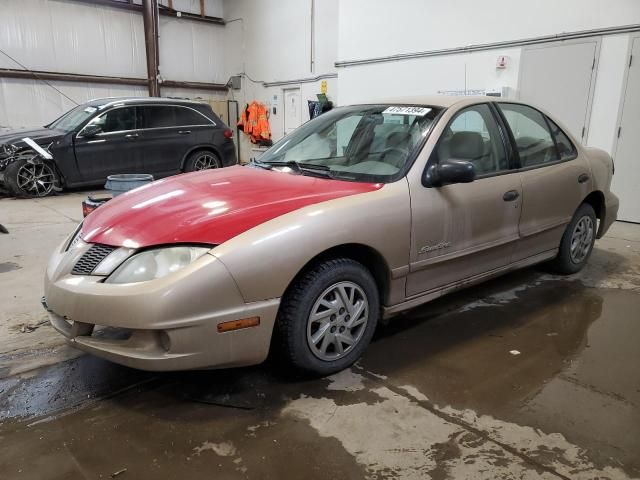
xmin=125 ymin=133 xmax=139 ymax=139
xmin=503 ymin=190 xmax=520 ymax=202
xmin=578 ymin=173 xmax=590 ymax=184
xmin=178 ymin=130 xmax=192 ymax=135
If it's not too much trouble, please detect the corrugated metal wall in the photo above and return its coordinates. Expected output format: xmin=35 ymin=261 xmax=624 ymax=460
xmin=0 ymin=0 xmax=226 ymax=128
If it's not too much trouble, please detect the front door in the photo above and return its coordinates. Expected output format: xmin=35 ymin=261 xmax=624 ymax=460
xmin=74 ymin=106 xmax=144 ymax=182
xmin=496 ymin=103 xmax=592 ymax=261
xmin=284 ymin=88 xmax=302 ymax=135
xmin=612 ymin=37 xmax=640 ymax=223
xmin=407 ymin=103 xmax=522 ymax=297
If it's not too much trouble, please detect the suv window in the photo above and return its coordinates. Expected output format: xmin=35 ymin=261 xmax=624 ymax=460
xmin=434 ymin=104 xmax=508 ymax=176
xmin=87 ymin=107 xmax=137 ymax=133
xmin=175 ymin=106 xmax=212 ymax=126
xmin=139 ymin=105 xmax=211 ymax=129
xmin=499 ymin=103 xmax=559 ymax=168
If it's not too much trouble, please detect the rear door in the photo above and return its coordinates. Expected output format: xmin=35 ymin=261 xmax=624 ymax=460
xmin=496 ymin=103 xmax=592 ymax=261
xmin=407 ymin=103 xmax=522 ymax=297
xmin=137 ymin=105 xmax=215 ymax=175
xmin=74 ymin=106 xmax=144 ymax=181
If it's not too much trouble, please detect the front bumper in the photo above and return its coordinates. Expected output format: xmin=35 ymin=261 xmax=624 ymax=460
xmin=43 ymin=241 xmax=280 ymax=371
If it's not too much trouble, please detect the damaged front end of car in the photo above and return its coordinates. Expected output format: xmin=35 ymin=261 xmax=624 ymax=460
xmin=0 ymin=140 xmax=59 ymax=197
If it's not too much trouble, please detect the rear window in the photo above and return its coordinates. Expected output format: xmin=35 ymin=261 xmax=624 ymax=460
xmin=139 ymin=105 xmax=213 ymax=129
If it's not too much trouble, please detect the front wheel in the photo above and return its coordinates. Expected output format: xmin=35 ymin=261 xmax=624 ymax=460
xmin=277 ymin=258 xmax=379 ymax=376
xmin=5 ymin=158 xmax=60 ymax=198
xmin=550 ymin=203 xmax=597 ymax=274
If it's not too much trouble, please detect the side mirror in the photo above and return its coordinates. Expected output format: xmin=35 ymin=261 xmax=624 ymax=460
xmin=80 ymin=124 xmax=103 ymax=138
xmin=424 ymin=159 xmax=475 ymax=187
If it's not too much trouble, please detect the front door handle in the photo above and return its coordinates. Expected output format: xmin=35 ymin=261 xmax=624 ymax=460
xmin=178 ymin=130 xmax=192 ymax=135
xmin=503 ymin=190 xmax=520 ymax=202
xmin=125 ymin=133 xmax=139 ymax=139
xmin=578 ymin=173 xmax=590 ymax=184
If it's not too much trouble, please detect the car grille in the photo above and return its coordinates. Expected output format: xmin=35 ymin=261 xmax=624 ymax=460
xmin=71 ymin=244 xmax=116 ymax=275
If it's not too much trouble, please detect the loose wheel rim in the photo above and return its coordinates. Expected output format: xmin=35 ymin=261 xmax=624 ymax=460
xmin=306 ymin=281 xmax=369 ymax=361
xmin=193 ymin=154 xmax=218 ymax=170
xmin=16 ymin=162 xmax=54 ymax=197
xmin=570 ymin=215 xmax=594 ymax=263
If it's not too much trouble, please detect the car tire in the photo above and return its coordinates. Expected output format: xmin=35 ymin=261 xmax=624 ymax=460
xmin=276 ymin=258 xmax=380 ymax=376
xmin=184 ymin=150 xmax=221 ymax=172
xmin=550 ymin=203 xmax=597 ymax=275
xmin=5 ymin=157 xmax=60 ymax=198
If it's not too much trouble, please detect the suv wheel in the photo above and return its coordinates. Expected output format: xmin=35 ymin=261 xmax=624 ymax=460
xmin=184 ymin=150 xmax=221 ymax=172
xmin=550 ymin=203 xmax=597 ymax=274
xmin=5 ymin=158 xmax=59 ymax=198
xmin=277 ymin=258 xmax=379 ymax=376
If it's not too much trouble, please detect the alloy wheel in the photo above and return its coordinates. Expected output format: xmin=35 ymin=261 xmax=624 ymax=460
xmin=306 ymin=281 xmax=369 ymax=361
xmin=193 ymin=154 xmax=219 ymax=170
xmin=16 ymin=162 xmax=55 ymax=197
xmin=570 ymin=215 xmax=594 ymax=263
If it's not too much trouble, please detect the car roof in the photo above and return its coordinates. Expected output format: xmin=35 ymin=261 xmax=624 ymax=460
xmin=84 ymin=97 xmax=208 ymax=108
xmin=363 ymin=94 xmax=499 ymax=108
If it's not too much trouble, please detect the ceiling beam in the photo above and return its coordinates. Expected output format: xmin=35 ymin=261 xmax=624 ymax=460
xmin=0 ymin=68 xmax=228 ymax=92
xmin=66 ymin=0 xmax=225 ymax=25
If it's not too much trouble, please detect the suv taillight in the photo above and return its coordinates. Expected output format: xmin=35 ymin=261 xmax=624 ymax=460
xmin=223 ymin=128 xmax=233 ymax=139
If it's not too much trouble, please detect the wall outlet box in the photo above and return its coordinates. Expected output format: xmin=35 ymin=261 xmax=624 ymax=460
xmin=229 ymin=76 xmax=242 ymax=90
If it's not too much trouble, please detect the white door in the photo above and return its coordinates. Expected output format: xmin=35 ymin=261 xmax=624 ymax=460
xmin=284 ymin=88 xmax=302 ymax=135
xmin=613 ymin=37 xmax=640 ymax=223
xmin=518 ymin=40 xmax=598 ymax=142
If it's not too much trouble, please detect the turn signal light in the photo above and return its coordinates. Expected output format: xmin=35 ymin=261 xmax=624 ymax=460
xmin=223 ymin=128 xmax=234 ymax=139
xmin=217 ymin=317 xmax=260 ymax=333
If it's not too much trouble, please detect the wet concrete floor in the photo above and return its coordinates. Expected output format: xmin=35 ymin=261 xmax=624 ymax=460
xmin=1 ymin=222 xmax=639 ymax=479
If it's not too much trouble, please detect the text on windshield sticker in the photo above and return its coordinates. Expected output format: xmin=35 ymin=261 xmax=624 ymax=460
xmin=383 ymin=106 xmax=431 ymax=116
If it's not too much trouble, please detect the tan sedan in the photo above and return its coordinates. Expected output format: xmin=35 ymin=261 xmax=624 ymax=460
xmin=43 ymin=96 xmax=618 ymax=375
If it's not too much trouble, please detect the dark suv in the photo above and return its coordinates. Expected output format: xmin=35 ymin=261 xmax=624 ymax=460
xmin=0 ymin=97 xmax=237 ymax=197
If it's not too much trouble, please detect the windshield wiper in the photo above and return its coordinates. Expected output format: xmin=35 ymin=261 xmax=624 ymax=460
xmin=249 ymin=158 xmax=273 ymax=170
xmin=265 ymin=160 xmax=333 ymax=176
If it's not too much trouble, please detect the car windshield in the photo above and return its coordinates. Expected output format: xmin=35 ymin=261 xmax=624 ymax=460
xmin=258 ymin=104 xmax=442 ymax=182
xmin=47 ymin=104 xmax=102 ymax=132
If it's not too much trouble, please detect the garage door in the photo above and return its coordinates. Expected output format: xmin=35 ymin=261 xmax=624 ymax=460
xmin=518 ymin=40 xmax=599 ymax=141
xmin=612 ymin=37 xmax=640 ymax=223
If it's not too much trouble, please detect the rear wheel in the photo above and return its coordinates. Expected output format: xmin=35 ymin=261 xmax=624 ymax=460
xmin=277 ymin=258 xmax=379 ymax=376
xmin=5 ymin=158 xmax=60 ymax=198
xmin=550 ymin=203 xmax=597 ymax=274
xmin=184 ymin=150 xmax=221 ymax=172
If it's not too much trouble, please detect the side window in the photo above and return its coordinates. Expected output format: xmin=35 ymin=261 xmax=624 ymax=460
xmin=175 ymin=107 xmax=212 ymax=126
xmin=436 ymin=104 xmax=508 ymax=177
xmin=546 ymin=116 xmax=577 ymax=160
xmin=139 ymin=106 xmax=176 ymax=129
xmin=89 ymin=107 xmax=136 ymax=133
xmin=498 ymin=104 xmax=559 ymax=167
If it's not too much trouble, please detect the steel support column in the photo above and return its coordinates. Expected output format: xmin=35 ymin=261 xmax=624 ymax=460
xmin=142 ymin=0 xmax=160 ymax=97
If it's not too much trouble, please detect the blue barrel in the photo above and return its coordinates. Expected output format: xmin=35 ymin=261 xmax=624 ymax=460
xmin=105 ymin=174 xmax=154 ymax=196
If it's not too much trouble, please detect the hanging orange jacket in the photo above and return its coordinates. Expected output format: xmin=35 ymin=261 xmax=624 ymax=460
xmin=238 ymin=101 xmax=271 ymax=144
xmin=256 ymin=103 xmax=271 ymax=141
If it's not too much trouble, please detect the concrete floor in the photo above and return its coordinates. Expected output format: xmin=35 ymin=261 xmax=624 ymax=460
xmin=1 ymin=192 xmax=639 ymax=479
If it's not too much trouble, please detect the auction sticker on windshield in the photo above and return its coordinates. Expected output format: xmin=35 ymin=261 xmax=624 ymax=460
xmin=383 ymin=106 xmax=431 ymax=116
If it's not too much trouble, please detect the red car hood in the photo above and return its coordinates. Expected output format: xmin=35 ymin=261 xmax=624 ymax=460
xmin=81 ymin=166 xmax=382 ymax=248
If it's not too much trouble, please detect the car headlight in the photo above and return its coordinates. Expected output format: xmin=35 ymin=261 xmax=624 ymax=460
xmin=105 ymin=246 xmax=211 ymax=284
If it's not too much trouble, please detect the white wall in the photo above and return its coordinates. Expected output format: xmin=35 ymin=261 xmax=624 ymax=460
xmin=338 ymin=0 xmax=640 ymax=62
xmin=337 ymin=0 xmax=640 ymax=157
xmin=0 ymin=0 xmax=226 ymax=127
xmin=223 ymin=0 xmax=338 ymax=162
xmin=338 ymin=48 xmax=521 ymax=104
